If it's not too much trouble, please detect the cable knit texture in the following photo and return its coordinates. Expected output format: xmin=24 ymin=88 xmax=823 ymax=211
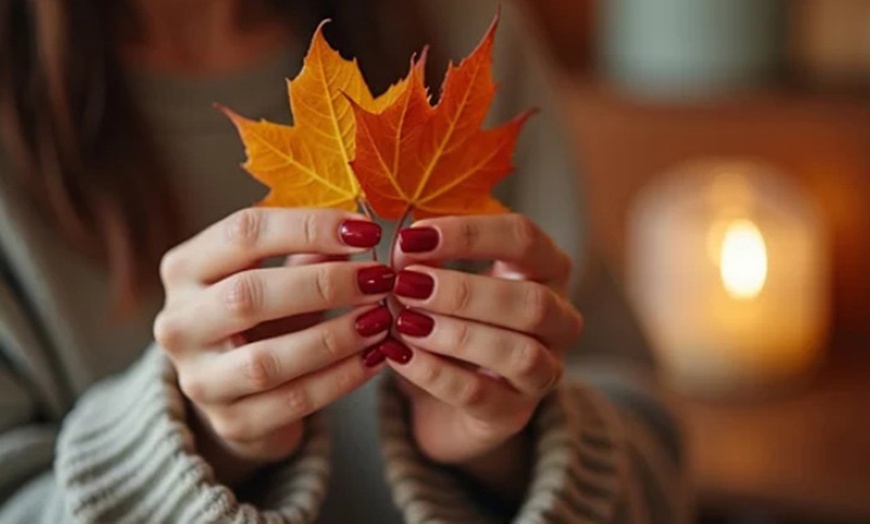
xmin=378 ymin=378 xmax=685 ymax=524
xmin=54 ymin=346 xmax=331 ymax=523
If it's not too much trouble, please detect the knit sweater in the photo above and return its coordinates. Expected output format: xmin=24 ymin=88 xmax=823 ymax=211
xmin=0 ymin=1 xmax=688 ymax=522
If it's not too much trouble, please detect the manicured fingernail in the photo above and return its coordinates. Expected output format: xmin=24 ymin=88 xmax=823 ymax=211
xmin=355 ymin=306 xmax=392 ymax=337
xmin=395 ymin=270 xmax=434 ymax=299
xmin=358 ymin=266 xmax=396 ymax=294
xmin=396 ymin=309 xmax=434 ymax=337
xmin=399 ymin=227 xmax=439 ymax=253
xmin=378 ymin=338 xmax=413 ymax=364
xmin=362 ymin=347 xmax=386 ymax=367
xmin=340 ymin=220 xmax=382 ymax=248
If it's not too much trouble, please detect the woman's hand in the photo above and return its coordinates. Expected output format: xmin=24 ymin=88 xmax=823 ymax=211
xmin=382 ymin=214 xmax=583 ymax=500
xmin=154 ymin=208 xmax=394 ymax=485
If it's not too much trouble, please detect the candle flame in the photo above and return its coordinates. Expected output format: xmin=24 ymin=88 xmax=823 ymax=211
xmin=720 ymin=219 xmax=767 ymax=300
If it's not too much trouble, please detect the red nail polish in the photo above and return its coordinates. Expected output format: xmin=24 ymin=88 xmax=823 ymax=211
xmin=355 ymin=306 xmax=392 ymax=337
xmin=378 ymin=338 xmax=413 ymax=364
xmin=396 ymin=309 xmax=434 ymax=337
xmin=340 ymin=220 xmax=382 ymax=248
xmin=395 ymin=270 xmax=434 ymax=299
xmin=358 ymin=266 xmax=396 ymax=294
xmin=362 ymin=347 xmax=386 ymax=367
xmin=399 ymin=227 xmax=439 ymax=253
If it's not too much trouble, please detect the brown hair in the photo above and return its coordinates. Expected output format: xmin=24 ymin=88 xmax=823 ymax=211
xmin=0 ymin=0 xmax=429 ymax=306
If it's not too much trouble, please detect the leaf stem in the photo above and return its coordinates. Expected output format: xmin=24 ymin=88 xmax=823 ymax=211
xmin=389 ymin=206 xmax=414 ymax=268
xmin=358 ymin=198 xmax=375 ymax=221
xmin=357 ymin=198 xmax=379 ymax=263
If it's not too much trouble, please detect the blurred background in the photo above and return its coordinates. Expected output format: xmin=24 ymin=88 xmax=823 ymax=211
xmin=519 ymin=0 xmax=870 ymax=522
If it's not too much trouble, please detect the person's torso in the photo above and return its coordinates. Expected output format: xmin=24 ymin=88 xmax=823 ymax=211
xmin=0 ymin=2 xmax=577 ymax=521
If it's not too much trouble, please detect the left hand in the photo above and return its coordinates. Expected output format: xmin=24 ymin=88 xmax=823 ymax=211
xmin=381 ymin=214 xmax=584 ymax=467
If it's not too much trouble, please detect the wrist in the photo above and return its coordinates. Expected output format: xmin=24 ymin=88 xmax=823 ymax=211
xmin=453 ymin=427 xmax=533 ymax=510
xmin=187 ymin=400 xmax=303 ymax=488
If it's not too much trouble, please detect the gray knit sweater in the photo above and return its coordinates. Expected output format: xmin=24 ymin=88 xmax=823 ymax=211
xmin=0 ymin=1 xmax=688 ymax=522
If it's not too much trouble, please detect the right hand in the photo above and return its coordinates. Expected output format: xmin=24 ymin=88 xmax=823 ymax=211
xmin=154 ymin=208 xmax=393 ymax=481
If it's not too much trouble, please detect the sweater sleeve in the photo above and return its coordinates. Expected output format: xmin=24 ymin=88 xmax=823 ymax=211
xmin=378 ymin=364 xmax=689 ymax=524
xmin=0 ymin=237 xmax=332 ymax=524
xmin=0 ymin=342 xmax=332 ymax=523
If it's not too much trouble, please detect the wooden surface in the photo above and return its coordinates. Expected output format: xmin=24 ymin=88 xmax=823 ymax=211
xmin=679 ymin=342 xmax=870 ymax=522
xmin=559 ymin=77 xmax=870 ymax=337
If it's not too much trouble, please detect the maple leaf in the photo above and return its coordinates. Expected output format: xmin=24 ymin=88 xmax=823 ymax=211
xmin=219 ymin=21 xmax=409 ymax=210
xmin=349 ymin=13 xmax=535 ymax=220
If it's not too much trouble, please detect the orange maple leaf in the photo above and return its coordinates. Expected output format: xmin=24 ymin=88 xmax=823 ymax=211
xmin=349 ymin=13 xmax=535 ymax=220
xmin=219 ymin=22 xmax=410 ymax=210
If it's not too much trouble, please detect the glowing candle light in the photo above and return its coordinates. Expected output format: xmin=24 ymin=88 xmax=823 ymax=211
xmin=719 ymin=219 xmax=767 ymax=301
xmin=627 ymin=160 xmax=830 ymax=398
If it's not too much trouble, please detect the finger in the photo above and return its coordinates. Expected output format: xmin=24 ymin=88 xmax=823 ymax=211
xmin=180 ymin=305 xmax=392 ymax=402
xmin=379 ymin=340 xmax=523 ymax=420
xmin=161 ymin=208 xmax=381 ymax=286
xmin=393 ymin=214 xmax=571 ymax=287
xmin=393 ymin=265 xmax=583 ymax=346
xmin=211 ymin=351 xmax=383 ymax=442
xmin=156 ymin=262 xmax=395 ymax=349
xmin=394 ymin=310 xmax=562 ymax=398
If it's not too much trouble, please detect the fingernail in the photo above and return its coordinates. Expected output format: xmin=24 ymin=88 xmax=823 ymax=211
xmin=399 ymin=227 xmax=439 ymax=253
xmin=358 ymin=266 xmax=396 ymax=294
xmin=340 ymin=220 xmax=382 ymax=248
xmin=378 ymin=338 xmax=413 ymax=364
xmin=396 ymin=309 xmax=434 ymax=337
xmin=395 ymin=270 xmax=434 ymax=299
xmin=362 ymin=347 xmax=386 ymax=367
xmin=355 ymin=306 xmax=392 ymax=337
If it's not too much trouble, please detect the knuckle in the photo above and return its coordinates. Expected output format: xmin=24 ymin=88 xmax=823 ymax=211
xmin=225 ymin=208 xmax=263 ymax=249
xmin=334 ymin=364 xmax=363 ymax=392
xmin=449 ymin=321 xmax=474 ymax=352
xmin=301 ymin=211 xmax=319 ymax=247
xmin=282 ymin=386 xmax=314 ymax=420
xmin=539 ymin=362 xmax=565 ymax=398
xmin=416 ymin=360 xmax=443 ymax=387
xmin=460 ymin=221 xmax=481 ymax=251
xmin=153 ymin=312 xmax=184 ymax=351
xmin=456 ymin=377 xmax=486 ymax=408
xmin=178 ymin=373 xmax=207 ymax=403
xmin=313 ymin=265 xmax=339 ymax=305
xmin=318 ymin=327 xmax=344 ymax=360
xmin=523 ymin=283 xmax=553 ymax=332
xmin=449 ymin=275 xmax=473 ymax=314
xmin=242 ymin=346 xmax=279 ymax=391
xmin=224 ymin=273 xmax=262 ymax=318
xmin=512 ymin=339 xmax=547 ymax=380
xmin=159 ymin=248 xmax=185 ymax=285
xmin=512 ymin=215 xmax=539 ymax=255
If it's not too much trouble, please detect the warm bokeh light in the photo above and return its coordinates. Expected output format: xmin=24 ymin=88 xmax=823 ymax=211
xmin=719 ymin=219 xmax=768 ymax=300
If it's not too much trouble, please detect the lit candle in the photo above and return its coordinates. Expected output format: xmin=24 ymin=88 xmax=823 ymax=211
xmin=627 ymin=160 xmax=831 ymax=397
xmin=719 ymin=219 xmax=768 ymax=301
